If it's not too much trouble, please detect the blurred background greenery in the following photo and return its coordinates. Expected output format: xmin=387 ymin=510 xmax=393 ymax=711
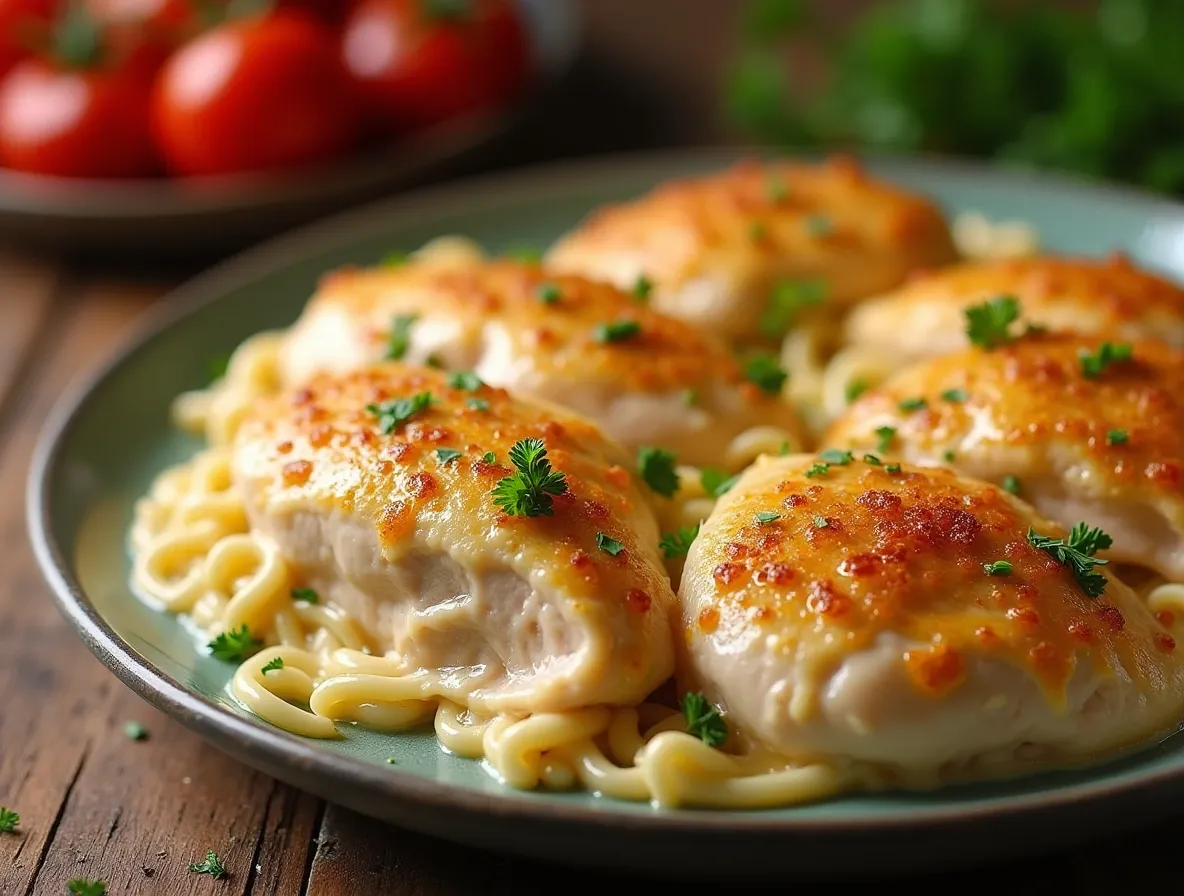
xmin=724 ymin=0 xmax=1184 ymax=194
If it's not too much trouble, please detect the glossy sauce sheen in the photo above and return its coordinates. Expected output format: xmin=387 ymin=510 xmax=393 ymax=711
xmin=546 ymin=156 xmax=957 ymax=341
xmin=845 ymin=253 xmax=1184 ymax=361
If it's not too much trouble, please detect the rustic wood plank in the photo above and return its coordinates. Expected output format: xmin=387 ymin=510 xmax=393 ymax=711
xmin=0 ymin=254 xmax=61 ymax=423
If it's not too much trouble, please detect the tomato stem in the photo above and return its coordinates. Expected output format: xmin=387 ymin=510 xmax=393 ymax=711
xmin=52 ymin=2 xmax=103 ymax=69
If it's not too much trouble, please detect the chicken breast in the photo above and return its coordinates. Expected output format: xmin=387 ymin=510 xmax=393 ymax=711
xmin=279 ymin=258 xmax=802 ymax=468
xmin=231 ymin=363 xmax=675 ymax=715
xmin=843 ymin=253 xmax=1184 ymax=364
xmin=680 ymin=455 xmax=1184 ymax=781
xmin=545 ymin=156 xmax=957 ymax=343
xmin=825 ymin=334 xmax=1184 ymax=581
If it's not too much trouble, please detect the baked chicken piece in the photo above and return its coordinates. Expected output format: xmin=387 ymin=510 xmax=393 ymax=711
xmin=544 ymin=156 xmax=957 ymax=343
xmin=679 ymin=455 xmax=1184 ymax=780
xmin=279 ymin=258 xmax=803 ymax=468
xmin=231 ymin=363 xmax=676 ymax=714
xmin=843 ymin=253 xmax=1184 ymax=365
xmin=825 ymin=334 xmax=1184 ymax=581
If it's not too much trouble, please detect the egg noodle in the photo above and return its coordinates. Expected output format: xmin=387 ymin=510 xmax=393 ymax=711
xmin=129 ymin=446 xmax=842 ymax=809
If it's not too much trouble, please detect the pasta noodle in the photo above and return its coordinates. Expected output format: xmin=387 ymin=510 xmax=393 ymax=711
xmin=129 ymin=447 xmax=841 ymax=810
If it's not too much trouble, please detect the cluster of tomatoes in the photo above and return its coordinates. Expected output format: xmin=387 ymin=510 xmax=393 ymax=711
xmin=0 ymin=0 xmax=532 ymax=179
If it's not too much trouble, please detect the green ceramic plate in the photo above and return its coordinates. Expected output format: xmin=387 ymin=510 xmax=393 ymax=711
xmin=28 ymin=149 xmax=1184 ymax=879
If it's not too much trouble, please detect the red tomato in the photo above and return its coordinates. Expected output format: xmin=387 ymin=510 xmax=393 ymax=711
xmin=341 ymin=0 xmax=531 ymax=135
xmin=86 ymin=0 xmax=210 ymax=79
xmin=151 ymin=11 xmax=359 ymax=177
xmin=0 ymin=56 xmax=157 ymax=177
xmin=0 ymin=0 xmax=57 ymax=76
xmin=278 ymin=0 xmax=354 ymax=25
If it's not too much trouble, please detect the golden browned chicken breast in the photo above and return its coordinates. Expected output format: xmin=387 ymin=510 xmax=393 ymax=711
xmin=230 ymin=363 xmax=676 ymax=715
xmin=844 ymin=253 xmax=1184 ymax=364
xmin=544 ymin=157 xmax=958 ymax=344
xmin=825 ymin=334 xmax=1184 ymax=581
xmin=679 ymin=455 xmax=1184 ymax=781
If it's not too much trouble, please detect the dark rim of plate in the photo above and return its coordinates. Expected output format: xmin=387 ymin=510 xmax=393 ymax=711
xmin=26 ymin=147 xmax=1184 ymax=834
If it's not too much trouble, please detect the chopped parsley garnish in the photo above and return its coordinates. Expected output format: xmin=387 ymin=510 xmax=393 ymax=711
xmin=749 ymin=220 xmax=768 ymax=241
xmin=207 ymin=354 xmax=230 ymax=382
xmin=596 ymin=533 xmax=625 ymax=556
xmin=845 ymin=379 xmax=869 ymax=404
xmin=863 ymin=454 xmax=882 ymax=466
xmin=942 ymin=449 xmax=957 ymax=462
xmin=700 ymin=468 xmax=741 ymax=497
xmin=0 ymin=807 xmax=18 ymax=833
xmin=425 ymin=354 xmax=445 ymax=369
xmin=207 ymin=625 xmax=261 ymax=663
xmin=435 ymin=447 xmax=463 ymax=465
xmin=1027 ymin=523 xmax=1113 ymax=598
xmin=660 ymin=523 xmax=700 ymax=559
xmin=898 ymin=396 xmax=928 ymax=412
xmin=188 ymin=850 xmax=228 ymax=879
xmin=813 ymin=515 xmax=829 ymax=528
xmin=261 ymin=657 xmax=284 ymax=675
xmin=965 ymin=295 xmax=1021 ymax=349
xmin=467 ymin=397 xmax=490 ymax=412
xmin=744 ymin=352 xmax=788 ymax=394
xmin=875 ymin=425 xmax=896 ymax=452
xmin=537 ymin=282 xmax=561 ymax=304
xmin=291 ymin=587 xmax=318 ymax=604
xmin=1002 ymin=475 xmax=1022 ymax=495
xmin=759 ymin=279 xmax=826 ymax=337
xmin=984 ymin=560 xmax=1013 ymax=576
xmin=805 ymin=462 xmax=829 ymax=478
xmin=681 ymin=692 xmax=727 ymax=747
xmin=491 ymin=438 xmax=568 ymax=517
xmin=594 ymin=320 xmax=641 ymax=343
xmin=682 ymin=388 xmax=698 ymax=406
xmin=382 ymin=250 xmax=408 ymax=266
xmin=633 ymin=274 xmax=653 ymax=301
xmin=885 ymin=463 xmax=903 ymax=473
xmin=755 ymin=511 xmax=781 ymax=524
xmin=124 ymin=721 xmax=148 ymax=741
xmin=637 ymin=446 xmax=680 ymax=498
xmin=941 ymin=388 xmax=968 ymax=403
xmin=447 ymin=370 xmax=483 ymax=391
xmin=818 ymin=449 xmax=853 ymax=466
xmin=481 ymin=451 xmax=496 ymax=464
xmin=1107 ymin=429 xmax=1129 ymax=446
xmin=1079 ymin=342 xmax=1133 ymax=379
xmin=804 ymin=214 xmax=833 ymax=236
xmin=67 ymin=881 xmax=107 ymax=896
xmin=367 ymin=391 xmax=433 ymax=434
xmin=504 ymin=244 xmax=541 ymax=262
xmin=385 ymin=314 xmax=417 ymax=360
xmin=779 ymin=441 xmax=792 ymax=455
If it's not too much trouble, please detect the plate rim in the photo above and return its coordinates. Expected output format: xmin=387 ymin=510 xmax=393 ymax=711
xmin=27 ymin=146 xmax=1184 ymax=839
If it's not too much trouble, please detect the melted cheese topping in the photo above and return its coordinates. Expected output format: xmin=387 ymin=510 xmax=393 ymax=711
xmin=546 ymin=156 xmax=957 ymax=342
xmin=825 ymin=334 xmax=1184 ymax=578
xmin=844 ymin=253 xmax=1184 ymax=363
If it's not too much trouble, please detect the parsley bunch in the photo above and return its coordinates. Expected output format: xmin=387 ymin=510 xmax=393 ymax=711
xmin=492 ymin=438 xmax=568 ymax=517
xmin=1027 ymin=522 xmax=1113 ymax=598
xmin=965 ymin=296 xmax=1021 ymax=349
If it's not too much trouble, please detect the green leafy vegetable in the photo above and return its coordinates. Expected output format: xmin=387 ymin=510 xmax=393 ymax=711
xmin=755 ymin=511 xmax=781 ymax=524
xmin=744 ymin=352 xmax=788 ymax=394
xmin=1027 ymin=523 xmax=1113 ymax=598
xmin=386 ymin=314 xmax=417 ymax=360
xmin=759 ymin=279 xmax=826 ymax=338
xmin=633 ymin=274 xmax=653 ymax=301
xmin=804 ymin=462 xmax=829 ymax=478
xmin=1002 ymin=475 xmax=1022 ymax=495
xmin=1080 ymin=342 xmax=1133 ymax=378
xmin=885 ymin=463 xmax=903 ymax=473
xmin=492 ymin=438 xmax=568 ymax=517
xmin=813 ymin=515 xmax=829 ymax=528
xmin=660 ymin=524 xmax=700 ymax=559
xmin=481 ymin=451 xmax=496 ymax=464
xmin=0 ymin=807 xmax=18 ymax=833
xmin=261 ymin=657 xmax=284 ymax=675
xmin=124 ymin=721 xmax=148 ymax=741
xmin=818 ymin=449 xmax=853 ymax=465
xmin=700 ymin=468 xmax=741 ymax=497
xmin=367 ymin=391 xmax=433 ymax=434
xmin=596 ymin=533 xmax=625 ymax=556
xmin=681 ymin=692 xmax=727 ymax=747
xmin=188 ymin=850 xmax=228 ymax=879
xmin=1106 ymin=429 xmax=1129 ymax=446
xmin=291 ymin=587 xmax=318 ymax=604
xmin=207 ymin=625 xmax=261 ymax=663
xmin=965 ymin=296 xmax=1021 ymax=349
xmin=875 ymin=425 xmax=896 ymax=452
xmin=537 ymin=282 xmax=562 ymax=304
xmin=941 ymin=388 xmax=969 ymax=403
xmin=435 ymin=447 xmax=463 ymax=465
xmin=67 ymin=881 xmax=106 ymax=896
xmin=594 ymin=320 xmax=641 ymax=343
xmin=898 ymin=396 xmax=928 ymax=412
xmin=637 ymin=446 xmax=680 ymax=497
xmin=984 ymin=560 xmax=1013 ymax=576
xmin=863 ymin=453 xmax=882 ymax=466
xmin=845 ymin=379 xmax=869 ymax=404
xmin=447 ymin=371 xmax=483 ymax=391
xmin=467 ymin=398 xmax=490 ymax=412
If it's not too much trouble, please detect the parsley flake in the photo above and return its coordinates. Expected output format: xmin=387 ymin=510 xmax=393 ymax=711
xmin=596 ymin=533 xmax=625 ymax=556
xmin=682 ymin=388 xmax=698 ymax=406
xmin=759 ymin=279 xmax=826 ymax=337
xmin=633 ymin=274 xmax=654 ymax=301
xmin=875 ymin=425 xmax=896 ymax=452
xmin=1027 ymin=523 xmax=1113 ymax=598
xmin=755 ymin=511 xmax=781 ymax=524
xmin=537 ymin=282 xmax=561 ymax=304
xmin=491 ymin=438 xmax=568 ymax=517
xmin=480 ymin=451 xmax=496 ymax=464
xmin=660 ymin=523 xmax=700 ymax=559
xmin=965 ymin=295 xmax=1022 ymax=349
xmin=637 ymin=446 xmax=680 ymax=498
xmin=467 ymin=397 xmax=490 ymax=412
xmin=207 ymin=625 xmax=262 ymax=663
xmin=845 ymin=379 xmax=869 ymax=404
xmin=984 ymin=560 xmax=1013 ymax=576
xmin=425 ymin=354 xmax=445 ymax=369
xmin=261 ymin=657 xmax=284 ymax=675
xmin=1106 ymin=429 xmax=1129 ymax=446
xmin=1002 ymin=475 xmax=1022 ymax=495
xmin=941 ymin=388 xmax=968 ymax=403
xmin=863 ymin=454 xmax=882 ymax=466
xmin=367 ymin=391 xmax=433 ymax=434
xmin=291 ymin=587 xmax=318 ymax=604
xmin=435 ymin=447 xmax=463 ymax=465
xmin=700 ymin=468 xmax=741 ymax=497
xmin=67 ymin=881 xmax=107 ymax=896
xmin=1080 ymin=342 xmax=1133 ymax=379
xmin=942 ymin=449 xmax=957 ymax=462
xmin=885 ymin=463 xmax=903 ymax=473
xmin=0 ymin=807 xmax=18 ymax=833
xmin=594 ymin=320 xmax=641 ymax=343
xmin=744 ymin=352 xmax=788 ymax=394
xmin=813 ymin=515 xmax=830 ymax=528
xmin=386 ymin=314 xmax=417 ymax=360
xmin=124 ymin=721 xmax=148 ymax=741
xmin=805 ymin=462 xmax=829 ymax=478
xmin=681 ymin=692 xmax=727 ymax=747
xmin=899 ymin=396 xmax=928 ymax=412
xmin=188 ymin=850 xmax=228 ymax=879
xmin=447 ymin=370 xmax=483 ymax=391
xmin=818 ymin=449 xmax=853 ymax=466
